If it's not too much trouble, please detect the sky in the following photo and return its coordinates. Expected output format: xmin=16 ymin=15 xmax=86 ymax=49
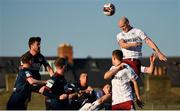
xmin=0 ymin=0 xmax=180 ymax=58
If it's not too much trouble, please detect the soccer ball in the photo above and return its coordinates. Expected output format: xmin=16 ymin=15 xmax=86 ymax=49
xmin=103 ymin=3 xmax=115 ymax=16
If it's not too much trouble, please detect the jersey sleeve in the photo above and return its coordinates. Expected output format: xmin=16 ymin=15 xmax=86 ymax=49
xmin=138 ymin=29 xmax=147 ymax=40
xmin=116 ymin=33 xmax=123 ymax=42
xmin=25 ymin=71 xmax=33 ymax=79
xmin=96 ymin=90 xmax=104 ymax=99
xmin=109 ymin=66 xmax=115 ymax=71
xmin=43 ymin=78 xmax=59 ymax=99
xmin=42 ymin=76 xmax=59 ymax=99
xmin=46 ymin=78 xmax=55 ymax=89
xmin=141 ymin=66 xmax=146 ymax=73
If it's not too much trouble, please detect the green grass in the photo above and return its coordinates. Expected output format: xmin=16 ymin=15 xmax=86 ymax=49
xmin=1 ymin=88 xmax=180 ymax=110
xmin=0 ymin=90 xmax=45 ymax=110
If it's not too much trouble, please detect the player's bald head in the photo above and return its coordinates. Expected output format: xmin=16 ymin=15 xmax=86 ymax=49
xmin=118 ymin=16 xmax=131 ymax=32
xmin=119 ymin=16 xmax=129 ymax=24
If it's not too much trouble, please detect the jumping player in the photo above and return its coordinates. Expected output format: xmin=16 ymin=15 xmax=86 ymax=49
xmin=117 ymin=16 xmax=167 ymax=76
xmin=104 ymin=49 xmax=143 ymax=110
xmin=6 ymin=53 xmax=46 ymax=110
xmin=68 ymin=72 xmax=97 ymax=110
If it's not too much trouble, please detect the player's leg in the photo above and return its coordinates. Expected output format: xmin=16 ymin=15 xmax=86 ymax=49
xmin=45 ymin=97 xmax=51 ymax=110
xmin=6 ymin=93 xmax=26 ymax=110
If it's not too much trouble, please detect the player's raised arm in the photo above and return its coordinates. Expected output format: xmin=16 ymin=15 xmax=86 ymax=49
xmin=46 ymin=65 xmax=54 ymax=76
xmin=144 ymin=37 xmax=167 ymax=61
xmin=141 ymin=53 xmax=157 ymax=74
xmin=104 ymin=64 xmax=124 ymax=80
xmin=41 ymin=56 xmax=54 ymax=76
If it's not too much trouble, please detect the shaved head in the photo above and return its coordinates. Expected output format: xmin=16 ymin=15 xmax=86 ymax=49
xmin=118 ymin=16 xmax=131 ymax=33
xmin=119 ymin=16 xmax=129 ymax=24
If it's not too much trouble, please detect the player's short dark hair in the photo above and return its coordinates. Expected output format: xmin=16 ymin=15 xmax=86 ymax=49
xmin=79 ymin=71 xmax=87 ymax=75
xmin=79 ymin=71 xmax=88 ymax=78
xmin=28 ymin=37 xmax=41 ymax=48
xmin=21 ymin=52 xmax=32 ymax=64
xmin=54 ymin=58 xmax=67 ymax=68
xmin=112 ymin=49 xmax=123 ymax=61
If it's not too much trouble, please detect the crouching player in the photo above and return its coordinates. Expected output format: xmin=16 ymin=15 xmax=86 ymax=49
xmin=39 ymin=58 xmax=69 ymax=110
xmin=81 ymin=84 xmax=112 ymax=111
xmin=68 ymin=72 xmax=97 ymax=110
xmin=6 ymin=53 xmax=46 ymax=110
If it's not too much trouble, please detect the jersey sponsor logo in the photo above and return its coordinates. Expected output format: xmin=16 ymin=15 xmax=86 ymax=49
xmin=122 ymin=33 xmax=125 ymax=36
xmin=25 ymin=71 xmax=32 ymax=77
xmin=131 ymin=32 xmax=135 ymax=35
xmin=46 ymin=79 xmax=55 ymax=88
xmin=113 ymin=76 xmax=123 ymax=80
xmin=124 ymin=37 xmax=141 ymax=43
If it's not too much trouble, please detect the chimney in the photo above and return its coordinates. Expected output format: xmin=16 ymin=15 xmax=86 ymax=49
xmin=57 ymin=43 xmax=73 ymax=64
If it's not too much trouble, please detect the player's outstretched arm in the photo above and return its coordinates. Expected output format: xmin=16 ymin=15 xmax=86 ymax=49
xmin=59 ymin=94 xmax=68 ymax=100
xmin=145 ymin=37 xmax=167 ymax=61
xmin=78 ymin=86 xmax=94 ymax=97
xmin=27 ymin=77 xmax=46 ymax=85
xmin=39 ymin=85 xmax=68 ymax=100
xmin=142 ymin=53 xmax=156 ymax=74
xmin=68 ymin=92 xmax=78 ymax=99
